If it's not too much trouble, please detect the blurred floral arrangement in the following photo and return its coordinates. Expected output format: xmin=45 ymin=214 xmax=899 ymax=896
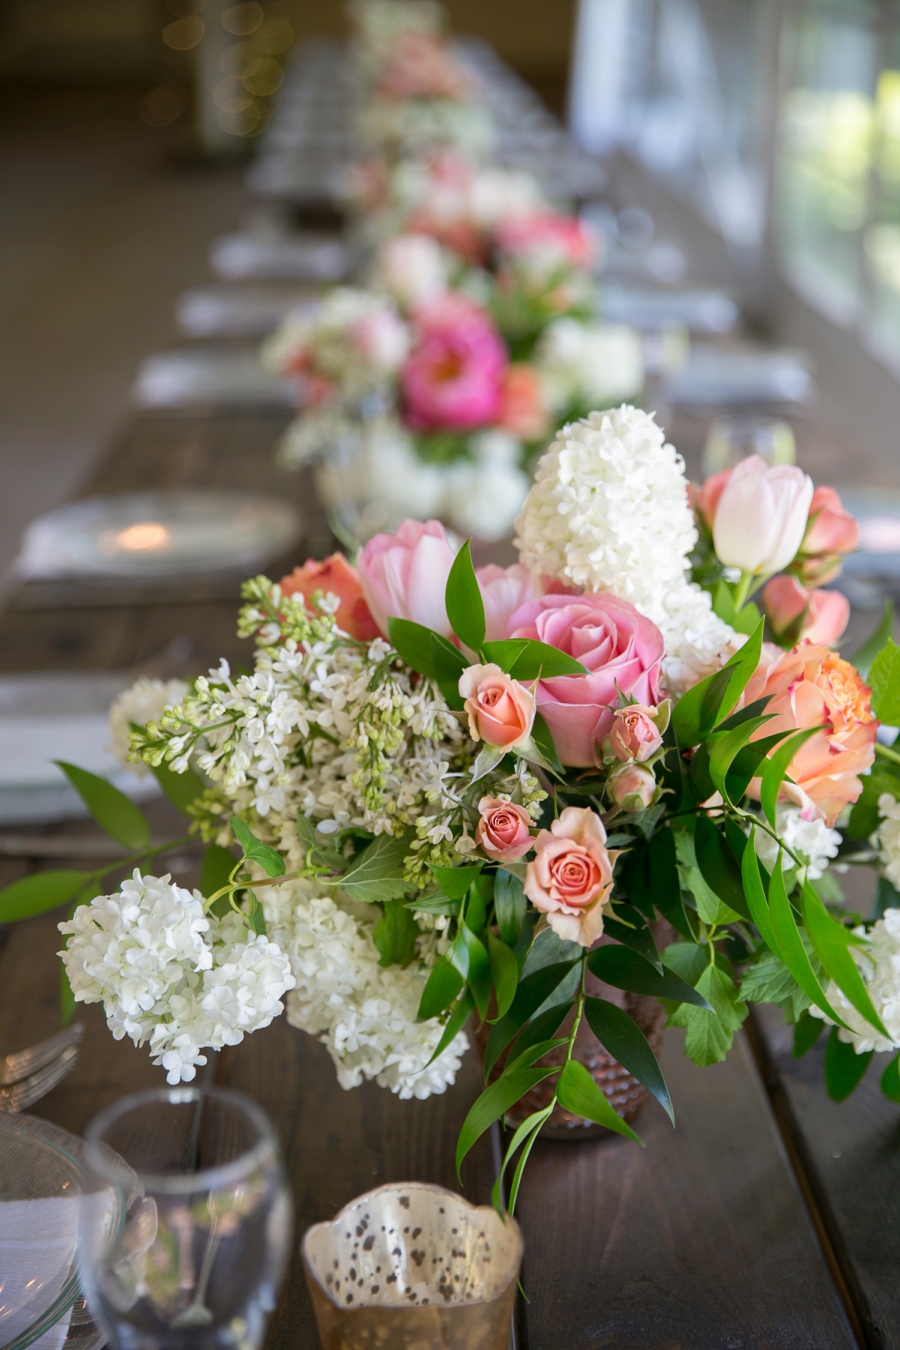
xmin=7 ymin=403 xmax=900 ymax=1205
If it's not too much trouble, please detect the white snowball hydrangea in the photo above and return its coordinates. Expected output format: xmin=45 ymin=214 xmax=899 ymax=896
xmin=811 ymin=908 xmax=900 ymax=1054
xmin=59 ymin=871 xmax=295 ymax=1084
xmin=875 ymin=793 xmax=900 ymax=889
xmin=537 ymin=319 xmax=644 ymax=415
xmin=109 ymin=678 xmax=189 ymax=776
xmin=754 ymin=803 xmax=841 ymax=881
xmin=264 ymin=880 xmax=467 ymax=1100
xmin=514 ymin=406 xmax=740 ymax=691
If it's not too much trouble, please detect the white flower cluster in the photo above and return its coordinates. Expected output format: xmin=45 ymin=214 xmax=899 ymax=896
xmin=58 ymin=872 xmax=295 ymax=1084
xmin=537 ymin=319 xmax=644 ymax=418
xmin=264 ymin=882 xmax=467 ymax=1099
xmin=754 ymin=804 xmax=841 ymax=881
xmin=514 ymin=406 xmax=740 ymax=691
xmin=261 ymin=288 xmax=407 ymax=399
xmin=875 ymin=793 xmax=900 ymax=889
xmin=813 ymin=908 xmax=900 ymax=1054
xmin=108 ymin=677 xmax=188 ymax=777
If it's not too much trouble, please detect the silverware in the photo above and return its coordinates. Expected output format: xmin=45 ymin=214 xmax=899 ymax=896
xmin=0 ymin=1024 xmax=83 ymax=1110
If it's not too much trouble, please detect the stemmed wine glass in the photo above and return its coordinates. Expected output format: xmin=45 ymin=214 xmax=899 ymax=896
xmin=78 ymin=1085 xmax=292 ymax=1350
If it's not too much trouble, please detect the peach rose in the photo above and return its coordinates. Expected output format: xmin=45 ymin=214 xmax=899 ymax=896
xmin=762 ymin=575 xmax=849 ymax=648
xmin=608 ymin=763 xmax=657 ymax=810
xmin=498 ymin=363 xmax=549 ymax=440
xmin=458 ymin=663 xmax=535 ymax=749
xmin=280 ymin=554 xmax=380 ymax=642
xmin=791 ymin=486 xmax=859 ymax=586
xmin=524 ymin=806 xmax=616 ymax=947
xmin=743 ymin=642 xmax=877 ymax=826
xmin=608 ymin=705 xmax=663 ymax=762
xmin=475 ymin=796 xmax=533 ymax=862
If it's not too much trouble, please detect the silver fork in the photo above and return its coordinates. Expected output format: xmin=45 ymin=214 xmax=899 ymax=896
xmin=0 ymin=1025 xmax=83 ymax=1112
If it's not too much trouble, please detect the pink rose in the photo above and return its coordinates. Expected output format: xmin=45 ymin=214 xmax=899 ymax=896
xmin=401 ymin=294 xmax=507 ymax=432
xmin=713 ymin=456 xmax=814 ymax=575
xmin=458 ymin=663 xmax=535 ymax=749
xmin=524 ymin=806 xmax=616 ymax=947
xmin=509 ymin=593 xmax=664 ymax=768
xmin=280 ymin=554 xmax=380 ymax=642
xmin=349 ymin=307 xmax=409 ymax=371
xmin=802 ymin=486 xmax=859 ymax=556
xmin=475 ymin=796 xmax=533 ymax=862
xmin=357 ymin=518 xmax=456 ymax=639
xmin=743 ymin=643 xmax=876 ymax=826
xmin=689 ymin=469 xmax=731 ymax=530
xmin=475 ymin=564 xmax=563 ymax=644
xmin=608 ymin=705 xmax=663 ymax=762
xmin=608 ymin=763 xmax=657 ymax=810
xmin=762 ymin=575 xmax=849 ymax=648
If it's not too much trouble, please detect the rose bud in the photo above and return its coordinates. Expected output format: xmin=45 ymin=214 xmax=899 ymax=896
xmin=608 ymin=704 xmax=663 ymax=762
xmin=458 ymin=663 xmax=535 ymax=749
xmin=713 ymin=455 xmax=813 ymax=575
xmin=475 ymin=796 xmax=533 ymax=862
xmin=762 ymin=574 xmax=849 ymax=648
xmin=608 ymin=763 xmax=657 ymax=811
xmin=802 ymin=486 xmax=859 ymax=557
xmin=524 ymin=806 xmax=617 ymax=947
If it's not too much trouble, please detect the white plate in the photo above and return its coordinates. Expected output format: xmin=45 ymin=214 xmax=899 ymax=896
xmin=16 ymin=489 xmax=302 ymax=582
xmin=134 ymin=347 xmax=294 ymax=409
xmin=176 ymin=286 xmax=319 ymax=339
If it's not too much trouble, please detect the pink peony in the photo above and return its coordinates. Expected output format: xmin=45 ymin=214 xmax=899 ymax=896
xmin=458 ymin=664 xmax=535 ymax=749
xmin=524 ymin=806 xmax=616 ymax=947
xmin=476 ymin=796 xmax=533 ymax=862
xmin=762 ymin=575 xmax=849 ymax=648
xmin=401 ymin=294 xmax=507 ymax=432
xmin=280 ymin=554 xmax=379 ymax=642
xmin=356 ymin=518 xmax=456 ymax=639
xmin=608 ymin=705 xmax=663 ymax=762
xmin=743 ymin=643 xmax=876 ymax=827
xmin=508 ymin=593 xmax=664 ymax=768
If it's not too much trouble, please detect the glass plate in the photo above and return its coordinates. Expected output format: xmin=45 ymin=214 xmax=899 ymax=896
xmin=16 ymin=489 xmax=303 ymax=582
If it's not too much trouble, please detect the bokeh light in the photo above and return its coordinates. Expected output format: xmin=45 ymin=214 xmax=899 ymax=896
xmin=139 ymin=85 xmax=189 ymax=127
xmin=220 ymin=41 xmax=256 ymax=77
xmin=162 ymin=15 xmax=205 ymax=50
xmin=221 ymin=2 xmax=264 ymax=37
xmin=242 ymin=57 xmax=283 ymax=97
xmin=252 ymin=17 xmax=293 ymax=55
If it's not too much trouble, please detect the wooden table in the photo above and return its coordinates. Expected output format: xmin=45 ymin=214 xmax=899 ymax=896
xmin=0 ymin=403 xmax=895 ymax=1350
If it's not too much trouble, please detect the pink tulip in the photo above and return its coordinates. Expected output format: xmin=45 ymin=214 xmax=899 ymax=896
xmin=762 ymin=575 xmax=850 ymax=648
xmin=401 ymin=294 xmax=507 ymax=432
xmin=713 ymin=456 xmax=813 ymax=575
xmin=690 ymin=468 xmax=732 ymax=530
xmin=280 ymin=554 xmax=380 ymax=642
xmin=509 ymin=593 xmax=664 ymax=768
xmin=356 ymin=518 xmax=456 ymax=639
xmin=476 ymin=564 xmax=558 ymax=643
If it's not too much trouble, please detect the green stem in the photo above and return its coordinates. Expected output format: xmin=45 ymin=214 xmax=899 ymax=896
xmin=726 ymin=805 xmax=806 ymax=872
xmin=875 ymin=741 xmax=900 ymax=769
xmin=732 ymin=572 xmax=754 ymax=612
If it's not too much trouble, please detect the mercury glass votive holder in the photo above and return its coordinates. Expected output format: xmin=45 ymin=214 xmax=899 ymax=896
xmin=301 ymin=1182 xmax=523 ymax=1350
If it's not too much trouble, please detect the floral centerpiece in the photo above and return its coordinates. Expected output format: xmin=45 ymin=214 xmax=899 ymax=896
xmin=8 ymin=405 xmax=900 ymax=1206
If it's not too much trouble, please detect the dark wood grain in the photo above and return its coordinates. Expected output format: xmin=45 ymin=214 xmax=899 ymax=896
xmin=514 ymin=1028 xmax=858 ymax=1350
xmin=753 ymin=1004 xmax=900 ymax=1350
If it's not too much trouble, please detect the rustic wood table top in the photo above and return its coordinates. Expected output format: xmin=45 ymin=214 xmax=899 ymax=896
xmin=0 ymin=403 xmax=896 ymax=1350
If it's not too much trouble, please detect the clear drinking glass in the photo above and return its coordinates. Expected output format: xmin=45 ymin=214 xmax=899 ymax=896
xmin=79 ymin=1086 xmax=292 ymax=1350
xmin=702 ymin=414 xmax=796 ymax=477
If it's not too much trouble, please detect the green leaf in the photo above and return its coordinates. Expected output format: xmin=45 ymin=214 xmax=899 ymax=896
xmin=503 ymin=1036 xmax=569 ymax=1077
xmin=406 ymin=892 xmax=460 ymax=916
xmin=431 ymin=633 xmax=467 ymax=710
xmin=584 ymin=997 xmax=674 ymax=1124
xmin=847 ymin=767 xmax=900 ymax=840
xmin=852 ymin=600 xmax=893 ymax=682
xmin=200 ymin=843 xmax=237 ymax=916
xmin=527 ymin=711 xmax=564 ymax=776
xmin=824 ymin=1026 xmax=872 ymax=1101
xmin=662 ymin=940 xmax=708 ymax=988
xmin=0 ymin=869 xmax=91 ymax=923
xmin=870 ymin=637 xmax=900 ymax=724
xmin=604 ymin=905 xmax=662 ymax=973
xmin=874 ymin=875 xmax=900 ymax=919
xmin=460 ymin=924 xmax=492 ymax=1021
xmin=880 ymin=1052 xmax=900 ymax=1104
xmin=425 ymin=990 xmax=474 ymax=1068
xmin=708 ymin=717 xmax=774 ymax=803
xmin=373 ymin=898 xmax=419 ymax=967
xmin=456 ymin=1066 xmax=559 ymax=1177
xmin=446 ymin=539 xmax=486 ymax=652
xmin=556 ymin=1059 xmax=642 ymax=1142
xmin=231 ymin=817 xmax=285 ymax=878
xmin=483 ymin=960 xmax=580 ymax=1076
xmin=479 ymin=638 xmax=530 ymax=673
xmin=429 ymin=862 xmax=484 ymax=901
xmin=767 ymin=855 xmax=843 ymax=1027
xmin=587 ymin=945 xmax=712 ymax=1008
xmin=246 ymin=889 xmax=266 ymax=935
xmin=740 ymin=946 xmax=800 ymax=1005
xmin=55 ymin=761 xmax=150 ymax=852
xmin=418 ymin=955 xmax=466 ymax=1021
xmin=334 ymin=832 xmax=410 ymax=903
xmin=669 ymin=964 xmax=747 ymax=1066
xmin=694 ymin=816 xmax=751 ymax=922
xmin=494 ymin=868 xmax=527 ymax=948
xmin=387 ymin=617 xmax=439 ymax=678
xmin=793 ymin=1010 xmax=824 ymax=1057
xmin=671 ymin=619 xmax=763 ymax=746
xmin=487 ymin=932 xmax=518 ymax=1018
xmin=501 ymin=1002 xmax=571 ymax=1074
xmin=469 ymin=742 xmax=507 ymax=782
xmin=741 ymin=832 xmax=777 ymax=952
xmin=759 ymin=727 xmax=822 ymax=827
xmin=504 ymin=640 xmax=589 ymax=680
xmin=152 ymin=760 xmax=204 ymax=814
xmin=491 ymin=1105 xmax=553 ymax=1211
xmin=801 ymin=881 xmax=889 ymax=1039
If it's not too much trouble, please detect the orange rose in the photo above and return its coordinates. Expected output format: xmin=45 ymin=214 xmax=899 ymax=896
xmin=280 ymin=554 xmax=380 ymax=642
xmin=743 ymin=641 xmax=876 ymax=826
xmin=498 ymin=364 xmax=549 ymax=441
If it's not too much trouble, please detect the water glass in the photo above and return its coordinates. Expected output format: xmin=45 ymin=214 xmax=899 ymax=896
xmin=702 ymin=414 xmax=796 ymax=477
xmin=79 ymin=1086 xmax=292 ymax=1350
